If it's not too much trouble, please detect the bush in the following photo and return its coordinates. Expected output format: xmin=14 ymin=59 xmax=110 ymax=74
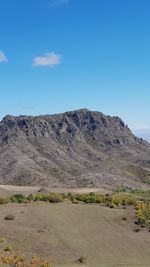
xmin=0 ymin=255 xmax=52 ymax=267
xmin=109 ymin=203 xmax=115 ymax=209
xmin=133 ymin=228 xmax=141 ymax=233
xmin=48 ymin=193 xmax=64 ymax=203
xmin=27 ymin=194 xmax=34 ymax=201
xmin=4 ymin=214 xmax=15 ymax=220
xmin=76 ymin=256 xmax=87 ymax=264
xmin=3 ymin=245 xmax=12 ymax=252
xmin=135 ymin=201 xmax=150 ymax=227
xmin=113 ymin=186 xmax=135 ymax=193
xmin=11 ymin=194 xmax=27 ymax=203
xmin=0 ymin=196 xmax=9 ymax=205
xmin=32 ymin=193 xmax=64 ymax=203
xmin=0 ymin=238 xmax=5 ymax=243
xmin=72 ymin=199 xmax=79 ymax=204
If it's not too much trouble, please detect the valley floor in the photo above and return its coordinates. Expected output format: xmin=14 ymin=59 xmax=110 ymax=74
xmin=0 ymin=201 xmax=150 ymax=267
xmin=0 ymin=185 xmax=111 ymax=195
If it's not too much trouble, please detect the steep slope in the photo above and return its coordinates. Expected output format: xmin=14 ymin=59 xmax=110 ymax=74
xmin=0 ymin=109 xmax=150 ymax=188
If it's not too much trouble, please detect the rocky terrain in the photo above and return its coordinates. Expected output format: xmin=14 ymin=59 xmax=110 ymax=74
xmin=0 ymin=108 xmax=150 ymax=188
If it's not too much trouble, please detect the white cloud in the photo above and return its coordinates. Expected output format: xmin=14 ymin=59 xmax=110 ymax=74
xmin=0 ymin=51 xmax=8 ymax=63
xmin=33 ymin=52 xmax=61 ymax=68
xmin=50 ymin=0 xmax=70 ymax=7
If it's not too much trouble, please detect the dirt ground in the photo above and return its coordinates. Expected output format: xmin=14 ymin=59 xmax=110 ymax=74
xmin=0 ymin=201 xmax=150 ymax=267
xmin=0 ymin=185 xmax=111 ymax=196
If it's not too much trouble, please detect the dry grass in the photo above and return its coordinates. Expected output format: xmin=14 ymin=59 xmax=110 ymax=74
xmin=0 ymin=202 xmax=149 ymax=266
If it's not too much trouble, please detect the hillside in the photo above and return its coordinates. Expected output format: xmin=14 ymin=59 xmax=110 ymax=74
xmin=0 ymin=109 xmax=150 ymax=188
xmin=0 ymin=202 xmax=150 ymax=266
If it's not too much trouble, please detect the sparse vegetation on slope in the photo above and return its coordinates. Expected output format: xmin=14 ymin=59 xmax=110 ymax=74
xmin=0 ymin=109 xmax=150 ymax=188
xmin=4 ymin=214 xmax=15 ymax=220
xmin=0 ymin=255 xmax=52 ymax=267
xmin=0 ymin=189 xmax=150 ymax=230
xmin=135 ymin=201 xmax=150 ymax=227
xmin=0 ymin=192 xmax=150 ymax=266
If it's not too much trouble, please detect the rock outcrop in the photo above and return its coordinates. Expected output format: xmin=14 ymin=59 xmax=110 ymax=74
xmin=0 ymin=109 xmax=150 ymax=188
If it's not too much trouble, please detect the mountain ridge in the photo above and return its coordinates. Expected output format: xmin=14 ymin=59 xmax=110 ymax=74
xmin=0 ymin=109 xmax=150 ymax=188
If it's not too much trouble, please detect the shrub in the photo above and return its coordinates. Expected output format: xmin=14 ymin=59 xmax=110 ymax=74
xmin=110 ymin=193 xmax=136 ymax=207
xmin=77 ymin=256 xmax=87 ymax=264
xmin=72 ymin=199 xmax=79 ymax=204
xmin=0 ymin=238 xmax=5 ymax=243
xmin=0 ymin=196 xmax=9 ymax=205
xmin=135 ymin=201 xmax=150 ymax=227
xmin=48 ymin=193 xmax=64 ymax=203
xmin=67 ymin=193 xmax=107 ymax=204
xmin=113 ymin=186 xmax=135 ymax=194
xmin=11 ymin=194 xmax=27 ymax=203
xmin=0 ymin=255 xmax=52 ymax=267
xmin=133 ymin=228 xmax=141 ymax=233
xmin=32 ymin=193 xmax=64 ymax=203
xmin=4 ymin=214 xmax=15 ymax=220
xmin=27 ymin=194 xmax=34 ymax=201
xmin=30 ymin=257 xmax=52 ymax=267
xmin=3 ymin=245 xmax=12 ymax=252
xmin=109 ymin=202 xmax=115 ymax=209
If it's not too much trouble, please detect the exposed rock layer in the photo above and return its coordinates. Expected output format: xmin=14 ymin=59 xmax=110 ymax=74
xmin=0 ymin=109 xmax=150 ymax=188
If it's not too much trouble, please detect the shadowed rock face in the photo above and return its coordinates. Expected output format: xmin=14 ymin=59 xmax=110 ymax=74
xmin=0 ymin=109 xmax=150 ymax=188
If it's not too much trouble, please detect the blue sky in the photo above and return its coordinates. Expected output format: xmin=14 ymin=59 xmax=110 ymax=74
xmin=0 ymin=0 xmax=150 ymax=131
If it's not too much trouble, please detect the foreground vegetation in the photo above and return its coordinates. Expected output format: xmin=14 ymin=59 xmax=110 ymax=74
xmin=0 ymin=255 xmax=52 ymax=267
xmin=0 ymin=255 xmax=88 ymax=267
xmin=0 ymin=190 xmax=150 ymax=266
xmin=0 ymin=187 xmax=150 ymax=229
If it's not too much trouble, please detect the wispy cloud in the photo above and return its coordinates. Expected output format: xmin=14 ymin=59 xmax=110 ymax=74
xmin=50 ymin=0 xmax=70 ymax=7
xmin=33 ymin=52 xmax=61 ymax=68
xmin=0 ymin=51 xmax=8 ymax=63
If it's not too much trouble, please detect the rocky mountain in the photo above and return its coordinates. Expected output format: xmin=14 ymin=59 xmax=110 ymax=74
xmin=0 ymin=108 xmax=150 ymax=188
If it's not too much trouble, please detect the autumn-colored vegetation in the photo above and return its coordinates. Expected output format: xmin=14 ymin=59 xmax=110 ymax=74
xmin=0 ymin=188 xmax=149 ymax=230
xmin=135 ymin=201 xmax=150 ymax=227
xmin=0 ymin=255 xmax=52 ymax=267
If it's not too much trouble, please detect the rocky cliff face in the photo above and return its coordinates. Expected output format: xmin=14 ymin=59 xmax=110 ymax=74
xmin=0 ymin=109 xmax=150 ymax=188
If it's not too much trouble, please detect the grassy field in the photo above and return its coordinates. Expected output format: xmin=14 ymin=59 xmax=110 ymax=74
xmin=0 ymin=201 xmax=150 ymax=267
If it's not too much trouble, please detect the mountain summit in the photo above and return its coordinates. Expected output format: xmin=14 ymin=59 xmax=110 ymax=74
xmin=0 ymin=109 xmax=150 ymax=188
